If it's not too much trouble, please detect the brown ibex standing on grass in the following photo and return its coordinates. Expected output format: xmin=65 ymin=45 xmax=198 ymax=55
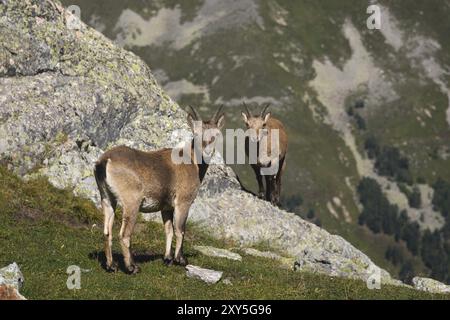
xmin=94 ymin=106 xmax=225 ymax=274
xmin=242 ymin=103 xmax=287 ymax=206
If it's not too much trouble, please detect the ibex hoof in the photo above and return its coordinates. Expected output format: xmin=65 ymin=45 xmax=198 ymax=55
xmin=163 ymin=258 xmax=173 ymax=266
xmin=174 ymin=256 xmax=188 ymax=267
xmin=271 ymin=200 xmax=281 ymax=207
xmin=106 ymin=262 xmax=118 ymax=273
xmin=258 ymin=192 xmax=265 ymax=199
xmin=125 ymin=264 xmax=141 ymax=275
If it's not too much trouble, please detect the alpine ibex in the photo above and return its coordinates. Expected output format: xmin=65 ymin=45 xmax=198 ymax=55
xmin=94 ymin=106 xmax=225 ymax=274
xmin=242 ymin=103 xmax=287 ymax=206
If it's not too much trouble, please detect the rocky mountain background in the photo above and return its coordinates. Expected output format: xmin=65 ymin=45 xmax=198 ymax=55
xmin=0 ymin=0 xmax=449 ymax=297
xmin=54 ymin=0 xmax=450 ymax=284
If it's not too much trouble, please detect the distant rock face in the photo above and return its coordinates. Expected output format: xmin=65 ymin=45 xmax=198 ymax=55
xmin=412 ymin=277 xmax=450 ymax=294
xmin=0 ymin=0 xmax=418 ymax=288
xmin=0 ymin=263 xmax=26 ymax=300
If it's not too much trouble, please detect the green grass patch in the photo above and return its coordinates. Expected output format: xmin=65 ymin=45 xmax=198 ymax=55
xmin=0 ymin=166 xmax=448 ymax=299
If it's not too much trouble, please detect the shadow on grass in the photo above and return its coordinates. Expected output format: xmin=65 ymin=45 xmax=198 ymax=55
xmin=88 ymin=250 xmax=164 ymax=273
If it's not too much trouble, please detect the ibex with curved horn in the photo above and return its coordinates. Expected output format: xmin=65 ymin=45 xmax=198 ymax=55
xmin=94 ymin=106 xmax=225 ymax=274
xmin=242 ymin=103 xmax=287 ymax=206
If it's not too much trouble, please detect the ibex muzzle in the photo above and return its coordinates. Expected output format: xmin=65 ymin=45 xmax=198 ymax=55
xmin=94 ymin=106 xmax=225 ymax=274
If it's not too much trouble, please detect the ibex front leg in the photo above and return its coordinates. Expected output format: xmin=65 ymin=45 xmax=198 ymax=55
xmin=174 ymin=203 xmax=190 ymax=266
xmin=251 ymin=164 xmax=265 ymax=199
xmin=162 ymin=209 xmax=174 ymax=266
xmin=119 ymin=203 xmax=140 ymax=274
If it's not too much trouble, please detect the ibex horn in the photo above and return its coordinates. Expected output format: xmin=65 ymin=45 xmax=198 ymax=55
xmin=243 ymin=102 xmax=251 ymax=116
xmin=260 ymin=103 xmax=271 ymax=117
xmin=213 ymin=104 xmax=225 ymax=122
xmin=187 ymin=105 xmax=200 ymax=120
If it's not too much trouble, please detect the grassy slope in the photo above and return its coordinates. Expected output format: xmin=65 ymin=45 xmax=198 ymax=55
xmin=0 ymin=166 xmax=447 ymax=300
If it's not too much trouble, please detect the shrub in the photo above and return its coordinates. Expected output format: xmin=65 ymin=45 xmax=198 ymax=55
xmin=364 ymin=136 xmax=380 ymax=159
xmin=385 ymin=245 xmax=404 ymax=266
xmin=399 ymin=260 xmax=415 ymax=284
xmin=363 ymin=138 xmax=413 ymax=184
xmin=354 ymin=114 xmax=366 ymax=130
xmin=357 ymin=177 xmax=400 ymax=236
xmin=432 ymin=178 xmax=450 ymax=217
xmin=307 ymin=208 xmax=315 ymax=219
xmin=401 ymin=222 xmax=420 ymax=256
xmin=409 ymin=187 xmax=422 ymax=209
xmin=421 ymin=230 xmax=450 ymax=282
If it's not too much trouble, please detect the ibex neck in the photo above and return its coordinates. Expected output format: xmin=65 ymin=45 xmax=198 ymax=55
xmin=190 ymin=138 xmax=209 ymax=183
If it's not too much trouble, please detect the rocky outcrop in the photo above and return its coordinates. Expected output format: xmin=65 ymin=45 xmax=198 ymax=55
xmin=1 ymin=0 xmax=446 ymax=290
xmin=0 ymin=0 xmax=187 ymax=200
xmin=0 ymin=263 xmax=26 ymax=300
xmin=412 ymin=277 xmax=450 ymax=294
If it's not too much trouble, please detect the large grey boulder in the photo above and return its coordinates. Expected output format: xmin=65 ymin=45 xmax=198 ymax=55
xmin=0 ymin=0 xmax=187 ymax=202
xmin=0 ymin=0 xmax=415 ymax=288
xmin=190 ymin=188 xmax=403 ymax=286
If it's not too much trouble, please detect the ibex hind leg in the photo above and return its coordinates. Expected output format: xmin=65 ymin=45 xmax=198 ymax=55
xmin=94 ymin=160 xmax=118 ymax=272
xmin=119 ymin=203 xmax=140 ymax=275
xmin=102 ymin=197 xmax=118 ymax=272
xmin=161 ymin=209 xmax=174 ymax=266
xmin=274 ymin=156 xmax=286 ymax=207
xmin=174 ymin=203 xmax=190 ymax=266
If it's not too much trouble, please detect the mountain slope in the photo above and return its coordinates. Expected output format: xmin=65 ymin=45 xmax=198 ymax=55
xmin=1 ymin=0 xmax=449 ymax=293
xmin=58 ymin=0 xmax=450 ymax=282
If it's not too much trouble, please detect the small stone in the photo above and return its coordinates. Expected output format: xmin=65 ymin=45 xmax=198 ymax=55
xmin=185 ymin=265 xmax=223 ymax=284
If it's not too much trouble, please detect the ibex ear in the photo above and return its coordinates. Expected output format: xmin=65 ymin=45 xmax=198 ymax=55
xmin=242 ymin=112 xmax=249 ymax=124
xmin=263 ymin=112 xmax=271 ymax=123
xmin=187 ymin=113 xmax=195 ymax=130
xmin=216 ymin=114 xmax=225 ymax=130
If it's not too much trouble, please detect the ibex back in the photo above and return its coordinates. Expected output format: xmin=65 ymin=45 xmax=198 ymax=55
xmin=94 ymin=106 xmax=225 ymax=274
